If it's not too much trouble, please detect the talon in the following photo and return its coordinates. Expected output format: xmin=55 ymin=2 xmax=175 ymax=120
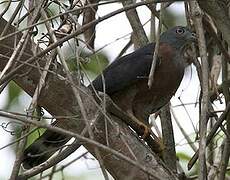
xmin=145 ymin=135 xmax=165 ymax=158
xmin=140 ymin=124 xmax=151 ymax=140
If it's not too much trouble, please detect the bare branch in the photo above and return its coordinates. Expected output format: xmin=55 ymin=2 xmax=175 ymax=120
xmin=189 ymin=2 xmax=209 ymax=179
xmin=160 ymin=104 xmax=177 ymax=172
xmin=0 ymin=15 xmax=178 ymax=179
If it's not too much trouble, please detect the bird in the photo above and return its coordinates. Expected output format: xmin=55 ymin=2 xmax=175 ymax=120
xmin=22 ymin=26 xmax=196 ymax=169
xmin=90 ymin=26 xmax=196 ymax=139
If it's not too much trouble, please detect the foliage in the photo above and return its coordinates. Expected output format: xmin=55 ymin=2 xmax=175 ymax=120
xmin=0 ymin=0 xmax=230 ymax=180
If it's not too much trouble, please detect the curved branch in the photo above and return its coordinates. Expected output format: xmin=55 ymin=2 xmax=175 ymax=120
xmin=0 ymin=18 xmax=178 ymax=180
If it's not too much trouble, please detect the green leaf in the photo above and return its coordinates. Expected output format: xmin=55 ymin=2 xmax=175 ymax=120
xmin=176 ymin=152 xmax=192 ymax=161
xmin=81 ymin=53 xmax=109 ymax=75
xmin=25 ymin=127 xmax=46 ymax=148
xmin=5 ymin=82 xmax=22 ymax=110
xmin=66 ymin=52 xmax=109 ymax=79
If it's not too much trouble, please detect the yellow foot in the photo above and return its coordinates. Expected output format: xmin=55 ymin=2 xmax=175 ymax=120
xmin=145 ymin=135 xmax=164 ymax=157
xmin=135 ymin=122 xmax=165 ymax=157
xmin=139 ymin=123 xmax=151 ymax=140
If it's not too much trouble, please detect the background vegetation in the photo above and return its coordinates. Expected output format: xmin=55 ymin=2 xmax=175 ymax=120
xmin=0 ymin=0 xmax=230 ymax=180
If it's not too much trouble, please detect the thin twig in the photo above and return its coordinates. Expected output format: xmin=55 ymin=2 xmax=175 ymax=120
xmin=218 ymin=43 xmax=230 ymax=180
xmin=171 ymin=105 xmax=197 ymax=152
xmin=41 ymin=152 xmax=88 ymax=179
xmin=188 ymin=103 xmax=230 ymax=170
xmin=0 ymin=0 xmax=24 ymax=36
xmin=122 ymin=0 xmax=148 ymax=48
xmin=40 ymin=8 xmax=109 ymax=180
xmin=0 ymin=110 xmax=163 ymax=180
xmin=0 ymin=0 xmax=187 ymax=86
xmin=189 ymin=2 xmax=209 ymax=179
xmin=148 ymin=3 xmax=163 ymax=88
xmin=9 ymin=1 xmax=45 ymax=179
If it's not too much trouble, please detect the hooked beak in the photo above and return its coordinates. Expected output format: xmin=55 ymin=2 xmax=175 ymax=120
xmin=188 ymin=32 xmax=197 ymax=43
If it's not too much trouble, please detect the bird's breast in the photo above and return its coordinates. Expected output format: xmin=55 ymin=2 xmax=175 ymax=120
xmin=134 ymin=48 xmax=185 ymax=114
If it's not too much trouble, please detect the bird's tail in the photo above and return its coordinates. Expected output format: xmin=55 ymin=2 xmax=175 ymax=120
xmin=22 ymin=130 xmax=71 ymax=169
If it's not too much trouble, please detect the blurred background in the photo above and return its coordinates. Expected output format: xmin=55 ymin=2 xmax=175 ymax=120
xmin=0 ymin=1 xmax=225 ymax=179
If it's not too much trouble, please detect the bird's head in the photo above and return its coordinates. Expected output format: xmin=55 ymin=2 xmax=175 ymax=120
xmin=160 ymin=26 xmax=196 ymax=51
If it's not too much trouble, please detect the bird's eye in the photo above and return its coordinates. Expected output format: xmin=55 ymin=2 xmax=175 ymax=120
xmin=176 ymin=28 xmax=185 ymax=34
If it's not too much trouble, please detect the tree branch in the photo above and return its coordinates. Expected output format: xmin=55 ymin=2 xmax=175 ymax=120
xmin=0 ymin=17 xmax=178 ymax=180
xmin=189 ymin=2 xmax=209 ymax=179
xmin=198 ymin=0 xmax=230 ymax=46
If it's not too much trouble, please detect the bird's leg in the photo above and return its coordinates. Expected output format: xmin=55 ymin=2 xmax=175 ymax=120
xmin=120 ymin=110 xmax=164 ymax=155
xmin=125 ymin=110 xmax=150 ymax=137
xmin=145 ymin=135 xmax=164 ymax=157
xmin=138 ymin=121 xmax=151 ymax=139
xmin=137 ymin=119 xmax=164 ymax=155
xmin=103 ymin=94 xmax=164 ymax=154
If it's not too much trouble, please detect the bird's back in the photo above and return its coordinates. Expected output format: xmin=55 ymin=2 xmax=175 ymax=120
xmin=91 ymin=43 xmax=155 ymax=94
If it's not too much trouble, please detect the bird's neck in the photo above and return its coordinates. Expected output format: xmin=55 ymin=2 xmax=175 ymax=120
xmin=158 ymin=42 xmax=186 ymax=69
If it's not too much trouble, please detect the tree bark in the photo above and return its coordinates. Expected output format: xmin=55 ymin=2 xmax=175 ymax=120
xmin=0 ymin=17 xmax=178 ymax=180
